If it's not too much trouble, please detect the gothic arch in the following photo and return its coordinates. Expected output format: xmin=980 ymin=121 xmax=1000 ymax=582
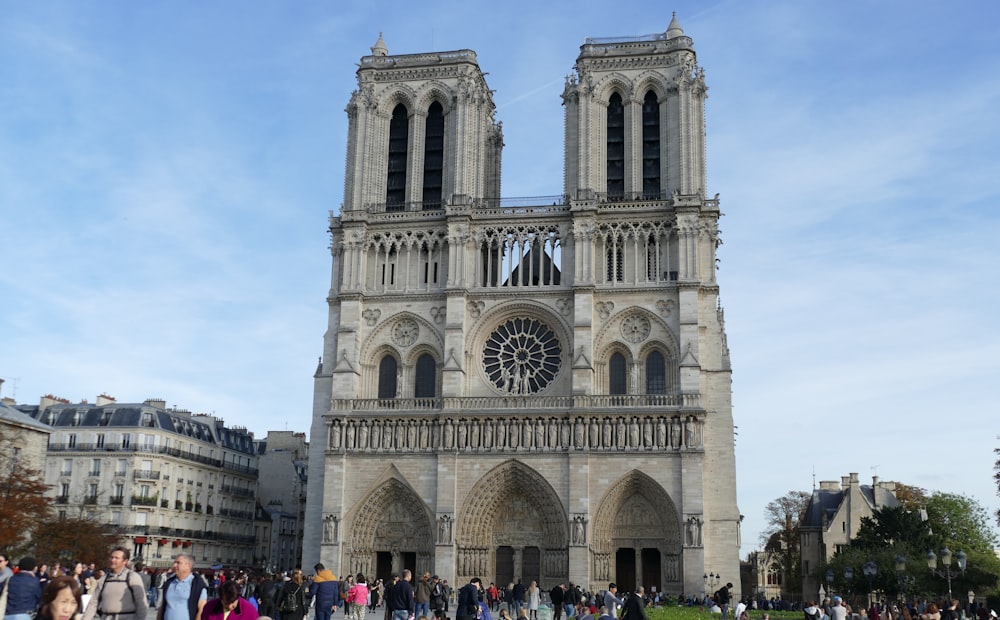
xmin=455 ymin=460 xmax=568 ymax=582
xmin=594 ymin=73 xmax=634 ymax=103
xmin=415 ymin=82 xmax=455 ymax=114
xmin=377 ymin=87 xmax=417 ymax=116
xmin=347 ymin=471 xmax=435 ymax=576
xmin=633 ymin=71 xmax=670 ymax=100
xmin=592 ymin=469 xmax=682 ymax=555
xmin=457 ymin=459 xmax=566 ymax=545
xmin=361 ymin=311 xmax=443 ymax=363
xmin=594 ymin=306 xmax=677 ymax=359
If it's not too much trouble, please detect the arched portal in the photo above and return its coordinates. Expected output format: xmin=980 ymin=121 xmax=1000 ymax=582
xmin=348 ymin=477 xmax=435 ymax=581
xmin=592 ymin=470 xmax=682 ymax=594
xmin=457 ymin=460 xmax=568 ymax=585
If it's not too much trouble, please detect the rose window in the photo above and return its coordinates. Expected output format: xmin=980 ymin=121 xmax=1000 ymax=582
xmin=483 ymin=317 xmax=562 ymax=395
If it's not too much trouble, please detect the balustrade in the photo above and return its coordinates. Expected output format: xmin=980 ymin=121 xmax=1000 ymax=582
xmin=326 ymin=408 xmax=704 ymax=454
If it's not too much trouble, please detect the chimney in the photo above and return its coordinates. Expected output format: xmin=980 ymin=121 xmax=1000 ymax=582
xmin=819 ymin=480 xmax=839 ymax=491
xmin=872 ymin=475 xmax=880 ymax=486
xmin=849 ymin=472 xmax=859 ymax=484
xmin=96 ymin=393 xmax=117 ymax=406
xmin=144 ymin=398 xmax=167 ymax=409
xmin=841 ymin=475 xmax=850 ymax=489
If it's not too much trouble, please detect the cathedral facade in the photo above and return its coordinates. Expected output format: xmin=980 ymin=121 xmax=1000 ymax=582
xmin=303 ymin=16 xmax=740 ymax=597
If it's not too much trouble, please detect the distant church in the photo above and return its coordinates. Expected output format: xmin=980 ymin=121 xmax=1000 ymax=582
xmin=303 ymin=15 xmax=740 ymax=597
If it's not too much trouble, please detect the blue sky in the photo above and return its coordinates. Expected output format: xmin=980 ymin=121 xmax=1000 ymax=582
xmin=2 ymin=1 xmax=999 ymax=556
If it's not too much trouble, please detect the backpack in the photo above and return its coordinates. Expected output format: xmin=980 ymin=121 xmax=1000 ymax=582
xmin=282 ymin=586 xmax=302 ymax=613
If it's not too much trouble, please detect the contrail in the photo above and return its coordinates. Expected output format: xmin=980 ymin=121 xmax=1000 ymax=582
xmin=497 ymin=77 xmax=566 ymax=110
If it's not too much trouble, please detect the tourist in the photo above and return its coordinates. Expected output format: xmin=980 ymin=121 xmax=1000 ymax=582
xmin=202 ymin=581 xmax=258 ymax=620
xmin=82 ymin=548 xmax=147 ymax=620
xmin=312 ymin=564 xmax=341 ymax=620
xmin=527 ymin=582 xmax=539 ymax=620
xmin=37 ymin=576 xmax=83 ymax=620
xmin=349 ymin=574 xmax=370 ymax=620
xmin=276 ymin=570 xmax=307 ymax=620
xmin=386 ymin=571 xmax=414 ymax=620
xmin=4 ymin=557 xmax=44 ymax=620
xmin=455 ymin=578 xmax=482 ymax=620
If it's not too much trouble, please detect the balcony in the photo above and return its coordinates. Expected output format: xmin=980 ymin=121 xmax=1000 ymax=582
xmin=110 ymin=496 xmax=125 ymax=505
xmin=59 ymin=470 xmax=72 ymax=477
xmin=55 ymin=495 xmax=69 ymax=504
xmin=132 ymin=496 xmax=157 ymax=507
xmin=133 ymin=470 xmax=160 ymax=480
xmin=83 ymin=496 xmax=98 ymax=505
xmin=88 ymin=470 xmax=101 ymax=477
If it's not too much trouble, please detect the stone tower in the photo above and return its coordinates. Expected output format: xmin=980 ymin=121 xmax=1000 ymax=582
xmin=304 ymin=16 xmax=740 ymax=597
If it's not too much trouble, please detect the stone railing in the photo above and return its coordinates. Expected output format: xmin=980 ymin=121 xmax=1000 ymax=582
xmin=331 ymin=393 xmax=699 ymax=412
xmin=326 ymin=409 xmax=704 ymax=454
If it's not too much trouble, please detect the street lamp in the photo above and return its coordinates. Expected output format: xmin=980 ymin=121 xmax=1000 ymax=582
xmin=927 ymin=548 xmax=967 ymax=600
xmin=863 ymin=560 xmax=877 ymax=605
xmin=895 ymin=555 xmax=907 ymax=602
xmin=704 ymin=572 xmax=721 ymax=595
xmin=826 ymin=569 xmax=835 ymax=597
xmin=844 ymin=566 xmax=855 ymax=604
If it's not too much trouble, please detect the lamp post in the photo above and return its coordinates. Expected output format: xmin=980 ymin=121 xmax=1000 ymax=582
xmin=826 ymin=570 xmax=835 ymax=598
xmin=927 ymin=548 xmax=967 ymax=600
xmin=862 ymin=560 xmax=877 ymax=605
xmin=967 ymin=591 xmax=975 ymax=616
xmin=895 ymin=555 xmax=907 ymax=602
xmin=844 ymin=566 xmax=855 ymax=605
xmin=704 ymin=572 xmax=721 ymax=599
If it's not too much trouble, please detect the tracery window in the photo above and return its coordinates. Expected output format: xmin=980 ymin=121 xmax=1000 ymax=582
xmin=645 ymin=350 xmax=666 ymax=394
xmin=606 ymin=92 xmax=625 ymax=198
xmin=483 ymin=318 xmax=562 ymax=394
xmin=479 ymin=226 xmax=561 ymax=287
xmin=378 ymin=355 xmax=398 ymax=399
xmin=422 ymin=101 xmax=444 ymax=209
xmin=609 ymin=352 xmax=627 ymax=395
xmin=642 ymin=91 xmax=661 ymax=199
xmin=414 ymin=353 xmax=436 ymax=398
xmin=386 ymin=104 xmax=409 ymax=210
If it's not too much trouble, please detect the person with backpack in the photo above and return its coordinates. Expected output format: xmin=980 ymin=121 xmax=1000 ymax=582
xmin=348 ymin=574 xmax=370 ymax=620
xmin=276 ymin=570 xmax=307 ymax=620
xmin=82 ymin=548 xmax=148 ymax=620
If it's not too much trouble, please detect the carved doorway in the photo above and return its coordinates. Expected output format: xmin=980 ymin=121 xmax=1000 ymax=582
xmin=522 ymin=547 xmax=540 ymax=585
xmin=616 ymin=548 xmax=636 ymax=590
xmin=457 ymin=460 xmax=569 ymax=585
xmin=349 ymin=477 xmax=435 ymax=578
xmin=642 ymin=548 xmax=661 ymax=593
xmin=496 ymin=546 xmax=514 ymax=586
xmin=593 ymin=471 xmax=682 ymax=594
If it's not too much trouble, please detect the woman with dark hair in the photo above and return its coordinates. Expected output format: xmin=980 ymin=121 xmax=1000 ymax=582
xmin=38 ymin=576 xmax=83 ymax=620
xmin=202 ymin=581 xmax=259 ymax=620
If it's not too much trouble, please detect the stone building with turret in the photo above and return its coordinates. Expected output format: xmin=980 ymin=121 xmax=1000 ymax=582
xmin=304 ymin=16 xmax=740 ymax=597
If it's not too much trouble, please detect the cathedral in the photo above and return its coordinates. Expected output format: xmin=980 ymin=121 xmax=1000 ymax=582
xmin=303 ymin=15 xmax=740 ymax=597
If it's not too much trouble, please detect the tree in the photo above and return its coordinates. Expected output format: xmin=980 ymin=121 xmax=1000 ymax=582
xmin=993 ymin=442 xmax=1000 ymax=528
xmin=33 ymin=514 xmax=118 ymax=566
xmin=761 ymin=490 xmax=811 ymax=597
xmin=892 ymin=483 xmax=928 ymax=511
xmin=853 ymin=505 xmax=938 ymax=553
xmin=0 ymin=428 xmax=52 ymax=555
xmin=925 ymin=492 xmax=998 ymax=553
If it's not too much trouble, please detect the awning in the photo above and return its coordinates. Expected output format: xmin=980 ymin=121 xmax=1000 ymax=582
xmin=134 ymin=536 xmax=148 ymax=544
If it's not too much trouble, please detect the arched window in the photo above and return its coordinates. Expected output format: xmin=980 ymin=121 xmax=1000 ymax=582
xmin=606 ymin=92 xmax=625 ymax=199
xmin=645 ymin=350 xmax=666 ymax=394
xmin=386 ymin=104 xmax=409 ymax=211
xmin=642 ymin=91 xmax=661 ymax=198
xmin=609 ymin=352 xmax=627 ymax=395
xmin=378 ymin=355 xmax=398 ymax=399
xmin=422 ymin=101 xmax=444 ymax=209
xmin=414 ymin=354 xmax=436 ymax=398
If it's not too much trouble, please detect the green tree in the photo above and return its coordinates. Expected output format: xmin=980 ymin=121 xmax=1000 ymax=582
xmin=925 ymin=492 xmax=998 ymax=553
xmin=761 ymin=490 xmax=811 ymax=598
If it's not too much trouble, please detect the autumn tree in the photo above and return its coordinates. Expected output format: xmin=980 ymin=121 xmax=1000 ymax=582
xmin=761 ymin=490 xmax=811 ymax=597
xmin=33 ymin=513 xmax=118 ymax=566
xmin=0 ymin=428 xmax=52 ymax=555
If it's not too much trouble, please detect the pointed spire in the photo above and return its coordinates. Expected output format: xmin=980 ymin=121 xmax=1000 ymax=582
xmin=371 ymin=32 xmax=388 ymax=57
xmin=666 ymin=12 xmax=684 ymax=39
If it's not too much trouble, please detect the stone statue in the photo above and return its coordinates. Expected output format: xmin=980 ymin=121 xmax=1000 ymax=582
xmin=438 ymin=514 xmax=453 ymax=543
xmin=616 ymin=419 xmax=627 ymax=449
xmin=670 ymin=416 xmax=682 ymax=448
xmin=571 ymin=515 xmax=587 ymax=544
xmin=419 ymin=421 xmax=429 ymax=449
xmin=444 ymin=419 xmax=454 ymax=449
xmin=331 ymin=421 xmax=342 ymax=449
xmin=656 ymin=418 xmax=667 ymax=447
xmin=323 ymin=514 xmax=340 ymax=543
xmin=573 ymin=417 xmax=585 ymax=447
xmin=534 ymin=419 xmax=544 ymax=449
xmin=457 ymin=421 xmax=468 ymax=449
xmin=407 ymin=420 xmax=416 ymax=448
xmin=628 ymin=417 xmax=640 ymax=447
xmin=358 ymin=421 xmax=369 ymax=450
xmin=686 ymin=516 xmax=702 ymax=546
xmin=685 ymin=415 xmax=695 ymax=447
xmin=483 ymin=419 xmax=493 ymax=449
xmin=345 ymin=422 xmax=356 ymax=450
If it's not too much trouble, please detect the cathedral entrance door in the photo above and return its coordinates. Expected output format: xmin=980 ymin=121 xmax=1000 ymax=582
xmin=615 ymin=548 xmax=636 ymax=591
xmin=377 ymin=552 xmax=392 ymax=582
xmin=641 ymin=548 xmax=661 ymax=593
xmin=522 ymin=547 xmax=540 ymax=585
xmin=402 ymin=551 xmax=417 ymax=575
xmin=496 ymin=546 xmax=514 ymax=586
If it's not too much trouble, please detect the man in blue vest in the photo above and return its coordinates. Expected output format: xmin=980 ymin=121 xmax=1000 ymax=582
xmin=157 ymin=554 xmax=207 ymax=620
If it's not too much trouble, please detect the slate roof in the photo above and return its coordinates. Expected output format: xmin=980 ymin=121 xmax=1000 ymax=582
xmin=0 ymin=400 xmax=52 ymax=434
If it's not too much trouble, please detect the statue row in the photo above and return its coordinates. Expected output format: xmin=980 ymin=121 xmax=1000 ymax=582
xmin=329 ymin=413 xmax=704 ymax=452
